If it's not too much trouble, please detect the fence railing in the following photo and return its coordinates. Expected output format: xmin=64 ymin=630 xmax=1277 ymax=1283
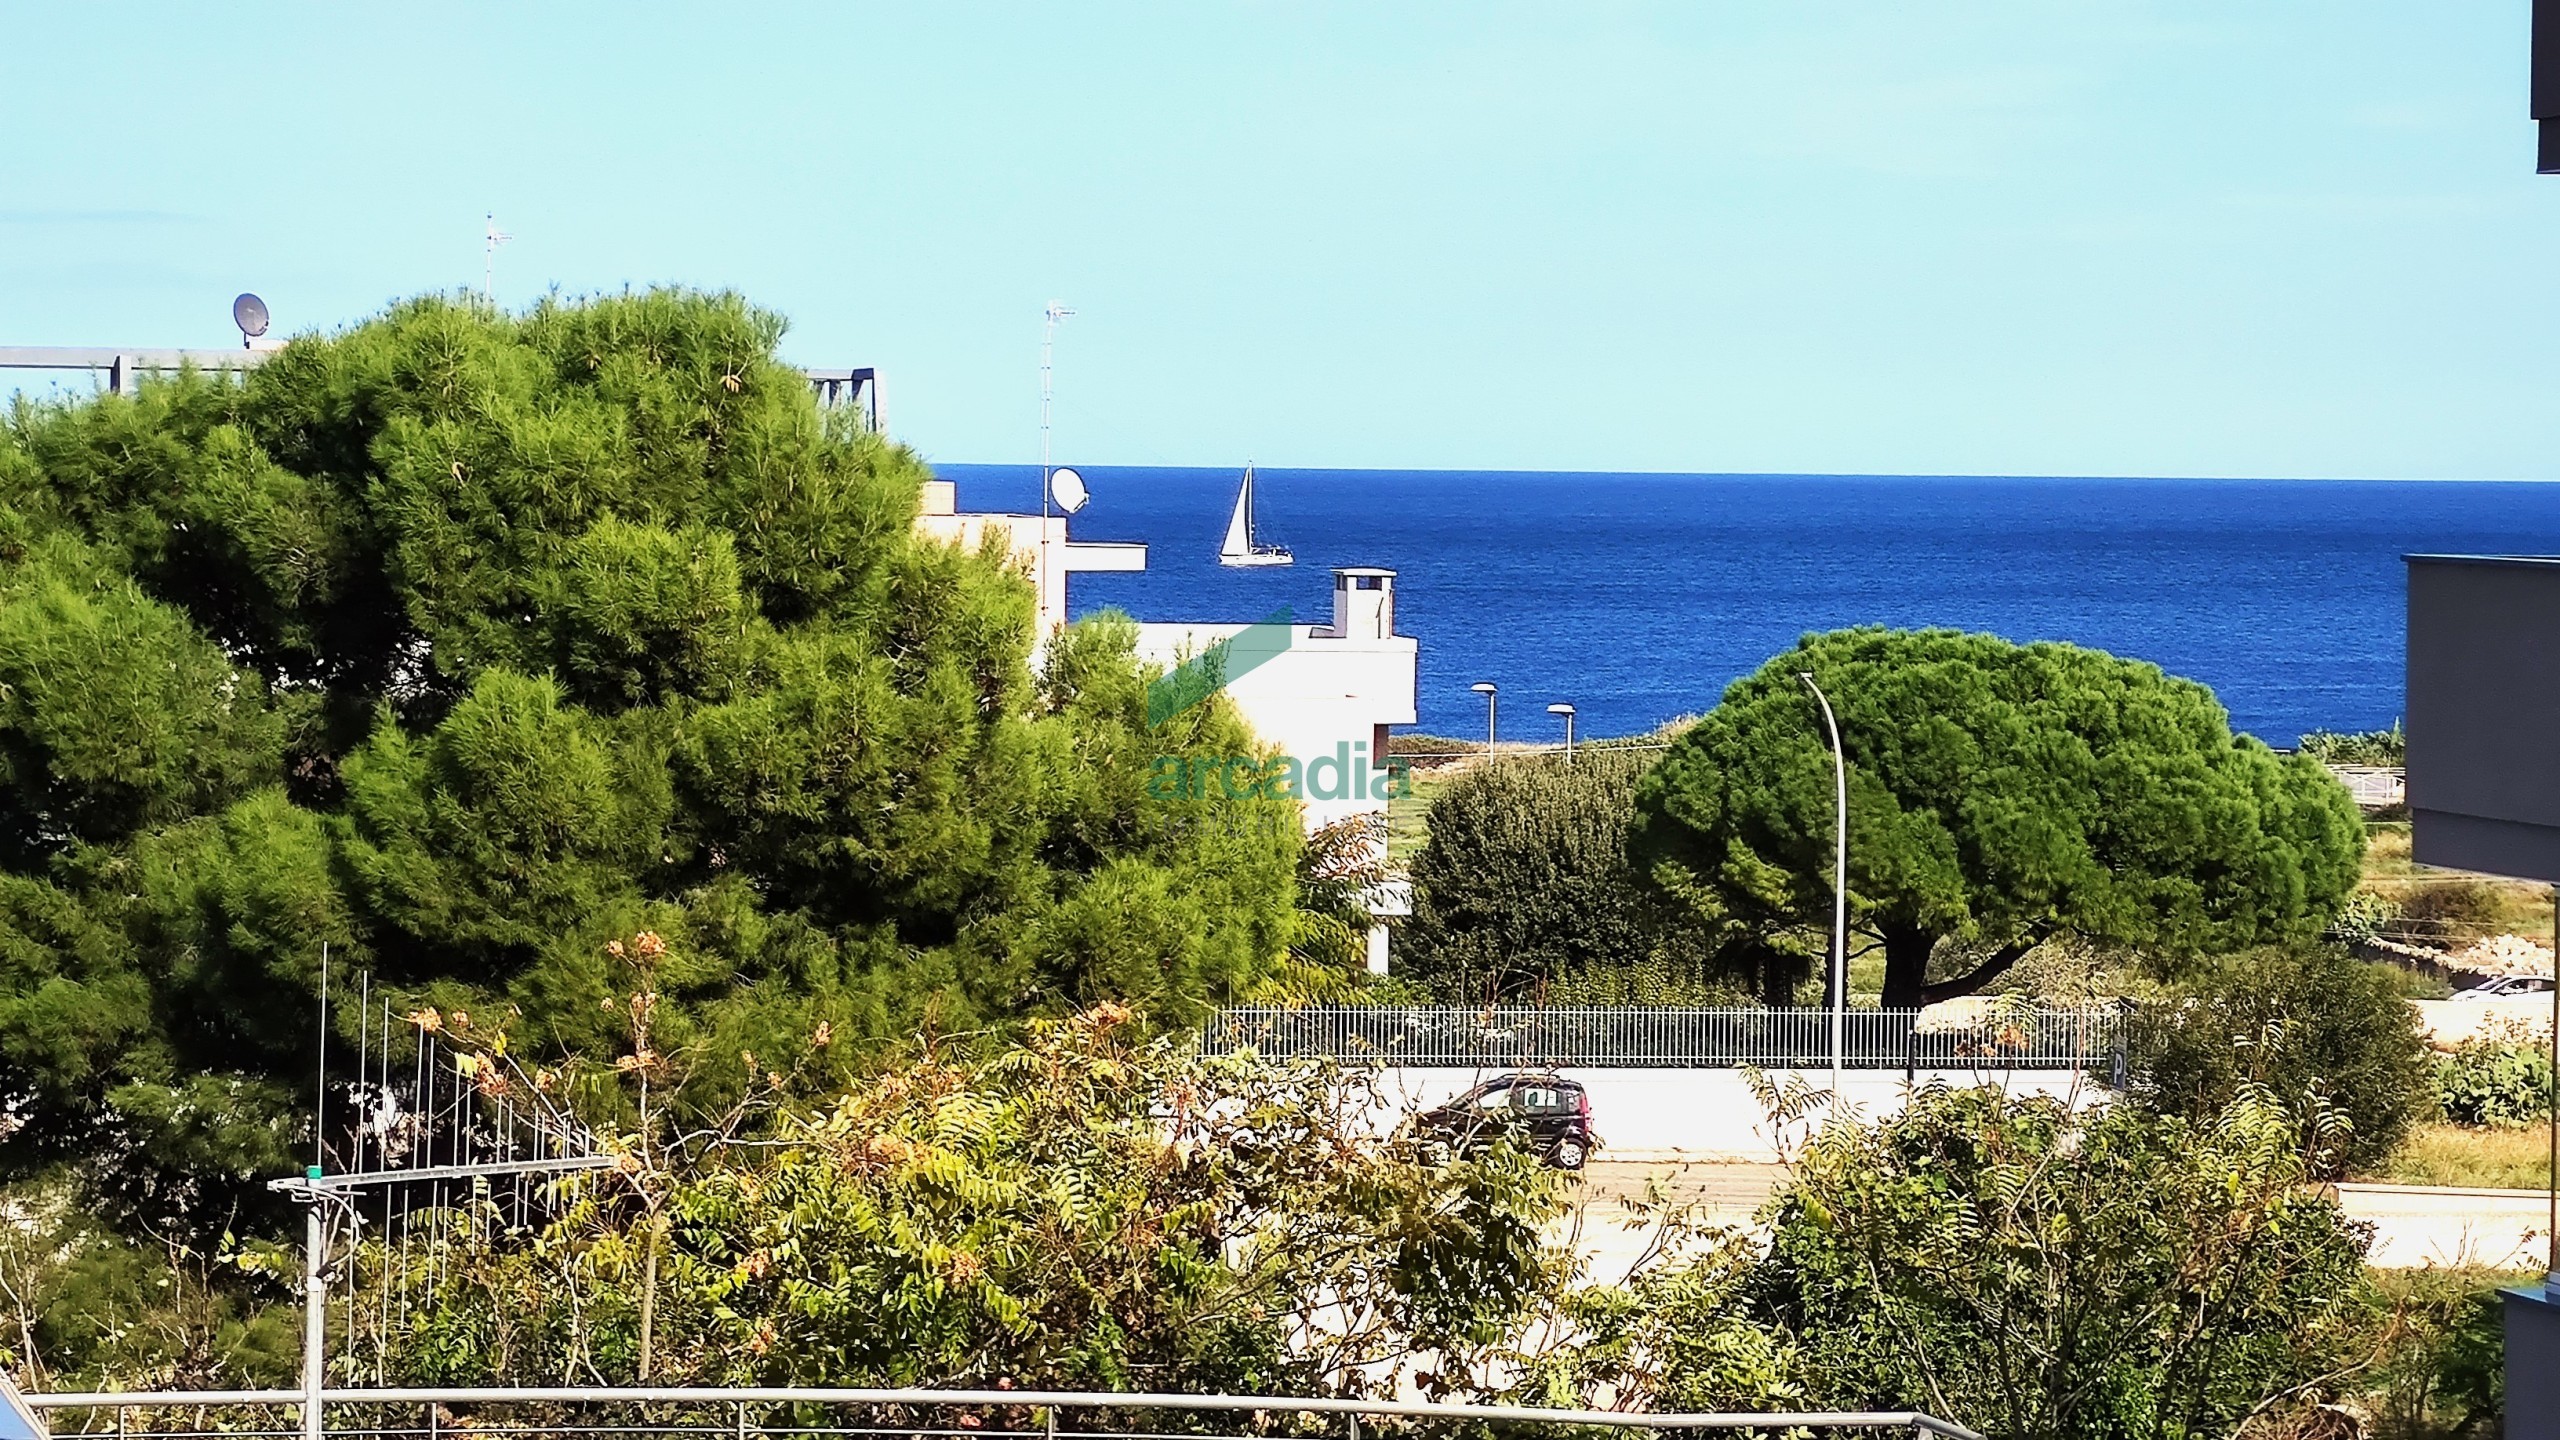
xmin=18 ymin=1386 xmax=1986 ymax=1440
xmin=1204 ymin=1005 xmax=2122 ymax=1071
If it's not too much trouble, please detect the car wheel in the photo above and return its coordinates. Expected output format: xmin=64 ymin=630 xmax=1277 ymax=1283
xmin=1551 ymin=1136 xmax=1588 ymax=1171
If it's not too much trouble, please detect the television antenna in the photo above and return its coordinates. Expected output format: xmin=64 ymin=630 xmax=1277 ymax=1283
xmin=232 ymin=293 xmax=270 ymax=349
xmin=272 ymin=963 xmax=614 ymax=1440
xmin=483 ymin=214 xmax=514 ymax=304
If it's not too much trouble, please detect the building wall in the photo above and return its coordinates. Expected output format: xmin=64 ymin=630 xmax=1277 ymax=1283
xmin=1132 ymin=621 xmax=1419 ymax=834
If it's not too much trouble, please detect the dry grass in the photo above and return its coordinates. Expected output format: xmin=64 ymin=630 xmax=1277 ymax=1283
xmin=2362 ymin=822 xmax=2553 ymax=949
xmin=2366 ymin=1122 xmax=2553 ymax=1190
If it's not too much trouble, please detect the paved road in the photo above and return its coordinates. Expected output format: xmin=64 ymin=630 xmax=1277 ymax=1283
xmin=1557 ymin=1162 xmax=2550 ymax=1272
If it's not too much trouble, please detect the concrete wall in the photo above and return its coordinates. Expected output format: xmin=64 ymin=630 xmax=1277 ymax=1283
xmin=1364 ymin=1066 xmax=2104 ymax=1162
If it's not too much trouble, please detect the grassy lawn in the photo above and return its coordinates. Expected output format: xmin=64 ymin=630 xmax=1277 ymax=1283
xmin=2365 ymin=1122 xmax=2552 ymax=1190
xmin=1386 ymin=765 xmax=1457 ymax=863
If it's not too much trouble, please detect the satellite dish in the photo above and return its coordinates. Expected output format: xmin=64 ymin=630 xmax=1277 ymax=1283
xmin=1049 ymin=466 xmax=1089 ymax=514
xmin=232 ymin=293 xmax=270 ymax=341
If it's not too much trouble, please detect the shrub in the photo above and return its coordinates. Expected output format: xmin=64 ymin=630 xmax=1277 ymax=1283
xmin=1750 ymin=1084 xmax=2375 ymax=1440
xmin=2437 ymin=1036 xmax=2554 ymax=1129
xmin=2328 ymin=889 xmax=2403 ymax=945
xmin=2358 ymin=1266 xmax=2516 ymax=1440
xmin=2398 ymin=881 xmax=2508 ymax=942
xmin=2125 ymin=947 xmax=2432 ymax=1177
xmin=2297 ymin=723 xmax=2405 ymax=767
xmin=1404 ymin=751 xmax=1720 ymax=999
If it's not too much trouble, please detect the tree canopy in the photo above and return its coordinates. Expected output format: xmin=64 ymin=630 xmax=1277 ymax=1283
xmin=1629 ymin=628 xmax=2364 ymax=1007
xmin=0 ymin=291 xmax=1300 ymax=1225
xmin=1401 ymin=751 xmax=1726 ymax=1002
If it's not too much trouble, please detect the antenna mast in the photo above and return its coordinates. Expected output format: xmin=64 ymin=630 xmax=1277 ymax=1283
xmin=483 ymin=214 xmax=514 ymax=305
xmin=1039 ymin=301 xmax=1072 ymax=520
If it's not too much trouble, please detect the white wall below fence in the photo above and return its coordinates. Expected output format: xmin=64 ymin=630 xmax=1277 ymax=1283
xmin=1366 ymin=1066 xmax=2106 ymax=1162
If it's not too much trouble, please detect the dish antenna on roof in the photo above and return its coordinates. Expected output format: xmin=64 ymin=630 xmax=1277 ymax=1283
xmin=232 ymin=293 xmax=270 ymax=348
xmin=1049 ymin=466 xmax=1089 ymax=515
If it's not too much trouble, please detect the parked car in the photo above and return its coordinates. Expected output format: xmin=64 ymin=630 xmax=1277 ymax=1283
xmin=2449 ymin=974 xmax=2556 ymax=1001
xmin=1413 ymin=1073 xmax=1596 ymax=1170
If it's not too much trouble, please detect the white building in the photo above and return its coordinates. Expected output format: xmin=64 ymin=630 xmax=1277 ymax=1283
xmin=914 ymin=482 xmax=1419 ymax=973
xmin=911 ymin=479 xmax=1146 ymax=630
xmin=1130 ymin=569 xmax=1416 ymax=835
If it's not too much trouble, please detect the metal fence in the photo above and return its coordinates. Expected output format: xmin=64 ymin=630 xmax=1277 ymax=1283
xmin=19 ymin=1386 xmax=1985 ymax=1440
xmin=1203 ymin=1005 xmax=2121 ymax=1071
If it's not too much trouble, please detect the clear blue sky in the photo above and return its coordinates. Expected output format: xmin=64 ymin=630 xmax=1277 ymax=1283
xmin=4 ymin=3 xmax=2555 ymax=479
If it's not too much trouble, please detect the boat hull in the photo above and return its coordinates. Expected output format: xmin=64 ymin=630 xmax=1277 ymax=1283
xmin=1219 ymin=551 xmax=1294 ymax=568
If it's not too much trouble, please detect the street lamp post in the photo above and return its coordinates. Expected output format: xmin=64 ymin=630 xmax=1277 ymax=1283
xmin=1471 ymin=682 xmax=1498 ymax=755
xmin=1547 ymin=702 xmax=1577 ymax=766
xmin=1798 ymin=672 xmax=1848 ymax=1105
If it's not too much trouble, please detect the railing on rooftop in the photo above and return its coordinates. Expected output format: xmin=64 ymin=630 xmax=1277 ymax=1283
xmin=19 ymin=1386 xmax=1987 ymax=1440
xmin=1205 ymin=1005 xmax=2122 ymax=1071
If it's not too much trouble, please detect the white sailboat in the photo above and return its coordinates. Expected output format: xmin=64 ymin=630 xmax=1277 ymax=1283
xmin=1218 ymin=464 xmax=1293 ymax=567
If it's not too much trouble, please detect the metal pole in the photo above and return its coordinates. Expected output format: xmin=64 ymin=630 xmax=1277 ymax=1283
xmin=315 ymin=943 xmax=329 ymax=1170
xmin=302 ymin=1202 xmax=325 ymax=1440
xmin=2548 ymin=885 xmax=2557 ymax=1294
xmin=1799 ymin=673 xmax=1848 ymax=1105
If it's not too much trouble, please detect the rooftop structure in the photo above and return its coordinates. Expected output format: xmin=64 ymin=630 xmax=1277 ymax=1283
xmin=912 ymin=479 xmax=1147 ymax=635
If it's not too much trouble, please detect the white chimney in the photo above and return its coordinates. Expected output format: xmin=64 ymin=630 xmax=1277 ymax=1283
xmin=1327 ymin=567 xmax=1396 ymax=640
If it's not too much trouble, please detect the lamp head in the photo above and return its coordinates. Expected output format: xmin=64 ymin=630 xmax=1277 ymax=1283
xmin=1547 ymin=703 xmax=1575 ymax=716
xmin=1471 ymin=682 xmax=1498 ymax=696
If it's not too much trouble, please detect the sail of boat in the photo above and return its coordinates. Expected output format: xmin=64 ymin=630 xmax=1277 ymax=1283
xmin=1218 ymin=465 xmax=1293 ymax=567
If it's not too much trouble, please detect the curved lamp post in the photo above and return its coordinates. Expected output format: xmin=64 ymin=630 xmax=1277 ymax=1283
xmin=1547 ymin=702 xmax=1577 ymax=766
xmin=1471 ymin=682 xmax=1498 ymax=754
xmin=1798 ymin=672 xmax=1848 ymax=1104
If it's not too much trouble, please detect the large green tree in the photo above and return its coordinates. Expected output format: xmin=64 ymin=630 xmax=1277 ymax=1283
xmin=1629 ymin=628 xmax=2364 ymax=1008
xmin=1401 ymin=751 xmax=1725 ymax=1001
xmin=0 ymin=292 xmax=1298 ymax=1224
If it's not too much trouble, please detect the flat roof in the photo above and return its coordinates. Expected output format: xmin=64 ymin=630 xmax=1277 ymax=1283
xmin=2404 ymin=554 xmax=2560 ymax=568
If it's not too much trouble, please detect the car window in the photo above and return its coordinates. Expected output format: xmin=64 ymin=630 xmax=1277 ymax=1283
xmin=1472 ymin=1086 xmax=1512 ymax=1113
xmin=1517 ymin=1085 xmax=1564 ymax=1112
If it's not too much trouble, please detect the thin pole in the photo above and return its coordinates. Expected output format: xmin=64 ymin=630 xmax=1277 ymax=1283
xmin=301 ymin=1202 xmax=324 ymax=1440
xmin=1036 ymin=301 xmax=1072 ymax=632
xmin=1799 ymin=674 xmax=1848 ymax=1104
xmin=2549 ymin=885 xmax=2557 ymax=1292
xmin=315 ymin=944 xmax=330 ymax=1171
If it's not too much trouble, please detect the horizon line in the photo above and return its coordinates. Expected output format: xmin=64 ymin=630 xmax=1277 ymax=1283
xmin=933 ymin=462 xmax=2560 ymax=486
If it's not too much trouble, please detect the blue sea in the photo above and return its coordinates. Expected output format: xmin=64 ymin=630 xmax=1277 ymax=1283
xmin=939 ymin=466 xmax=2560 ymax=747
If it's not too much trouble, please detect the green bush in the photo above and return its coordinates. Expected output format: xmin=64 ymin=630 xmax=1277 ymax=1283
xmin=2437 ymin=1037 xmax=2554 ymax=1129
xmin=2398 ymin=880 xmax=2508 ymax=942
xmin=2298 ymin=722 xmax=2405 ymax=766
xmin=1403 ymin=751 xmax=1722 ymax=999
xmin=2124 ymin=947 xmax=2432 ymax=1177
xmin=2329 ymin=889 xmax=2403 ymax=945
xmin=1752 ymin=1085 xmax=2374 ymax=1440
xmin=2359 ymin=1266 xmax=2516 ymax=1440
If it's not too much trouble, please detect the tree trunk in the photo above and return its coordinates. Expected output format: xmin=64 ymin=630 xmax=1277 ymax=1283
xmin=1879 ymin=927 xmax=2048 ymax=1008
xmin=1878 ymin=925 xmax=1938 ymax=1010
xmin=637 ymin=1214 xmax=662 ymax=1379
